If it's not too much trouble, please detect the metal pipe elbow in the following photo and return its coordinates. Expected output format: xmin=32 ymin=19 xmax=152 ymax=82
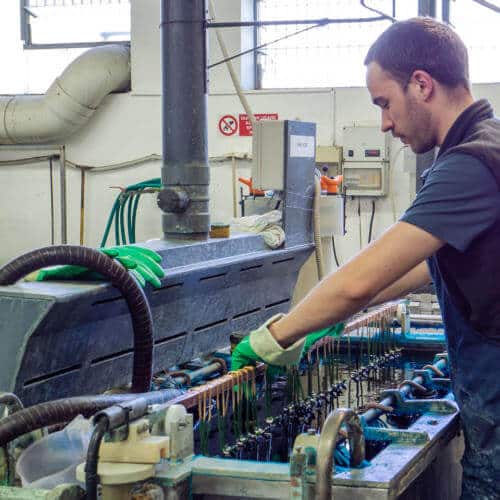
xmin=316 ymin=408 xmax=365 ymax=500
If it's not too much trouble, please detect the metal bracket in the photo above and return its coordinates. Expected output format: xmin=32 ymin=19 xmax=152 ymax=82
xmin=363 ymin=427 xmax=430 ymax=445
xmin=379 ymin=389 xmax=457 ymax=416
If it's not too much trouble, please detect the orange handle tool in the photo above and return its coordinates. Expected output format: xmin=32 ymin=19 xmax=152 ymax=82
xmin=238 ymin=177 xmax=265 ymax=196
xmin=320 ymin=175 xmax=343 ymax=194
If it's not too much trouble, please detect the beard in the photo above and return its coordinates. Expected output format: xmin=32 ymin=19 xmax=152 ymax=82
xmin=405 ymin=95 xmax=435 ymax=154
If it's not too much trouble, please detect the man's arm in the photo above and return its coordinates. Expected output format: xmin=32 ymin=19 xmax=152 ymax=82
xmin=270 ymin=221 xmax=443 ymax=347
xmin=367 ymin=261 xmax=432 ymax=308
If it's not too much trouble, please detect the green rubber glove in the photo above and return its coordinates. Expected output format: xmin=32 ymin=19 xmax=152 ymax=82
xmin=231 ymin=314 xmax=306 ymax=372
xmin=302 ymin=323 xmax=345 ymax=354
xmin=35 ymin=265 xmax=101 ymax=282
xmin=101 ymin=246 xmax=164 ymax=288
xmin=33 ymin=246 xmax=165 ymax=289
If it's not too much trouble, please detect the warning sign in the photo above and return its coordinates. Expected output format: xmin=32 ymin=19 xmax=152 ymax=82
xmin=239 ymin=113 xmax=279 ymax=136
xmin=218 ymin=115 xmax=238 ymax=136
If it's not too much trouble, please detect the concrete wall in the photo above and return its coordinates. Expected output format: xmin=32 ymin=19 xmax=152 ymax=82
xmin=1 ymin=0 xmax=499 ymax=303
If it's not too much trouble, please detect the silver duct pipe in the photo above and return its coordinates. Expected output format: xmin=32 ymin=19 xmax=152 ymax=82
xmin=0 ymin=45 xmax=130 ymax=145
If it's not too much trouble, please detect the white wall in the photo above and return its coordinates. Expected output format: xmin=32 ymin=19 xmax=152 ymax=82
xmin=1 ymin=1 xmax=500 ymax=305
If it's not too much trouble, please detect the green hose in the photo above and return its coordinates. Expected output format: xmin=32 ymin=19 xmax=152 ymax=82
xmin=100 ymin=178 xmax=161 ymax=248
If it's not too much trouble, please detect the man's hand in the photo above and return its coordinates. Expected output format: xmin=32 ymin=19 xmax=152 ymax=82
xmin=231 ymin=314 xmax=305 ymax=372
xmin=231 ymin=316 xmax=344 ymax=372
xmin=302 ymin=322 xmax=344 ymax=354
xmin=32 ymin=245 xmax=165 ymax=289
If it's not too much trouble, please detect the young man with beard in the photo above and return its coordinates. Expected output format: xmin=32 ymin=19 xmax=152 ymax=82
xmin=232 ymin=17 xmax=500 ymax=499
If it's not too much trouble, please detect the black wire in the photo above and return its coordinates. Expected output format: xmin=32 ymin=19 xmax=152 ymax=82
xmin=368 ymin=200 xmax=376 ymax=244
xmin=472 ymin=0 xmax=500 ymax=13
xmin=209 ymin=21 xmax=324 ymax=69
xmin=360 ymin=0 xmax=397 ymax=22
xmin=331 ymin=236 xmax=341 ymax=267
xmin=208 ymin=16 xmax=389 ymax=28
xmin=208 ymin=16 xmax=389 ymax=69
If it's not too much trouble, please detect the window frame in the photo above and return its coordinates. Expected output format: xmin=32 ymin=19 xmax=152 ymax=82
xmin=20 ymin=0 xmax=130 ymax=50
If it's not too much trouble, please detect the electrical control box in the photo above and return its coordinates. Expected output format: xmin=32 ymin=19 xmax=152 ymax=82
xmin=342 ymin=126 xmax=389 ymax=196
xmin=252 ymin=120 xmax=316 ymax=191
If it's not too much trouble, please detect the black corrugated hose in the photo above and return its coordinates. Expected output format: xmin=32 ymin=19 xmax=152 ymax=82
xmin=0 ymin=245 xmax=153 ymax=393
xmin=0 ymin=393 xmax=24 ymax=415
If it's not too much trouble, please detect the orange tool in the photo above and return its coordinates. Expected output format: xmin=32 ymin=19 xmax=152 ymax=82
xmin=320 ymin=174 xmax=343 ymax=194
xmin=238 ymin=177 xmax=265 ymax=196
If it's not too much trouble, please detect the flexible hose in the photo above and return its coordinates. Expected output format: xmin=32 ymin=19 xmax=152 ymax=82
xmin=0 ymin=394 xmax=24 ymax=416
xmin=101 ymin=179 xmax=161 ymax=247
xmin=0 ymin=245 xmax=154 ymax=393
xmin=0 ymin=390 xmax=183 ymax=447
xmin=85 ymin=418 xmax=108 ymax=500
xmin=313 ymin=176 xmax=325 ymax=280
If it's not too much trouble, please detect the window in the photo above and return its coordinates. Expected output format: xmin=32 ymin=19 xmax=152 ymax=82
xmin=21 ymin=0 xmax=130 ymax=49
xmin=451 ymin=1 xmax=500 ymax=84
xmin=256 ymin=0 xmax=499 ymax=88
xmin=256 ymin=0 xmax=418 ymax=88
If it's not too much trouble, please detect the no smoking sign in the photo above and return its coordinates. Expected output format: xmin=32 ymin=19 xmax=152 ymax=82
xmin=218 ymin=115 xmax=238 ymax=136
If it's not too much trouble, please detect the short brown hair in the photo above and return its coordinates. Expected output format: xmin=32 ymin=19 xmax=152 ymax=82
xmin=365 ymin=17 xmax=470 ymax=91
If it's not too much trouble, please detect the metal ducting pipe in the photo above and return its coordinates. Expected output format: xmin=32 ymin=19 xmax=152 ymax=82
xmin=0 ymin=44 xmax=130 ymax=144
xmin=157 ymin=0 xmax=210 ymax=238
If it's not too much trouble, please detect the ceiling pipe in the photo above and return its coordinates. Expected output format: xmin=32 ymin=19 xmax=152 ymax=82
xmin=0 ymin=44 xmax=130 ymax=145
xmin=157 ymin=0 xmax=210 ymax=238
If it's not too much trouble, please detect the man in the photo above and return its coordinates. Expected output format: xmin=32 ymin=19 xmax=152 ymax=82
xmin=232 ymin=17 xmax=500 ymax=499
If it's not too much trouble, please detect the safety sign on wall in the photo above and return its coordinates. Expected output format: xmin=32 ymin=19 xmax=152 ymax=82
xmin=218 ymin=115 xmax=238 ymax=136
xmin=218 ymin=113 xmax=279 ymax=137
xmin=239 ymin=113 xmax=278 ymax=136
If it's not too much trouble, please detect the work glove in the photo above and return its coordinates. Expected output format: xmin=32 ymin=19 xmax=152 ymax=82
xmin=231 ymin=315 xmax=344 ymax=372
xmin=231 ymin=314 xmax=305 ymax=372
xmin=31 ymin=245 xmax=165 ymax=289
xmin=302 ymin=322 xmax=345 ymax=354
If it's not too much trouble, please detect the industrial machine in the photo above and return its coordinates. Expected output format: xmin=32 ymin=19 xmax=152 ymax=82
xmin=0 ymin=305 xmax=461 ymax=499
xmin=0 ymin=1 xmax=461 ymax=498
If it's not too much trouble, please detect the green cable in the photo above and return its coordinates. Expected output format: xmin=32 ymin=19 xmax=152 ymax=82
xmin=100 ymin=178 xmax=161 ymax=248
xmin=114 ymin=197 xmax=121 ymax=246
xmin=118 ymin=196 xmax=127 ymax=245
xmin=307 ymin=360 xmax=312 ymax=396
xmin=131 ymin=191 xmax=142 ymax=243
xmin=127 ymin=193 xmax=136 ymax=244
xmin=264 ymin=375 xmax=272 ymax=419
xmin=100 ymin=198 xmax=120 ymax=248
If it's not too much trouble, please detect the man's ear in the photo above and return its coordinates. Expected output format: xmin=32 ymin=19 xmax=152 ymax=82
xmin=410 ymin=70 xmax=434 ymax=101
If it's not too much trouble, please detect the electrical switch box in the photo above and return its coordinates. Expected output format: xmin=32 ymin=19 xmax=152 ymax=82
xmin=342 ymin=126 xmax=389 ymax=196
xmin=252 ymin=120 xmax=316 ymax=191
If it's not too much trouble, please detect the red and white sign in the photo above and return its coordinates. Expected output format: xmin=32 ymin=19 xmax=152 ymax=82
xmin=239 ymin=113 xmax=279 ymax=136
xmin=218 ymin=114 xmax=238 ymax=136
